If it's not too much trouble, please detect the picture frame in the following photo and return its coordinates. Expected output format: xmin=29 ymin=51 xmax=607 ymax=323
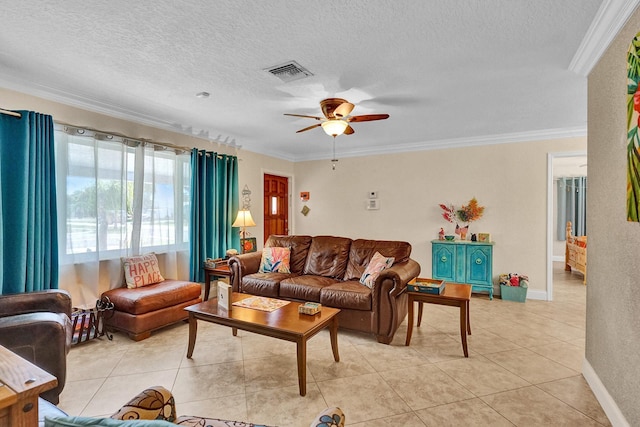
xmin=240 ymin=237 xmax=257 ymax=253
xmin=477 ymin=233 xmax=491 ymax=243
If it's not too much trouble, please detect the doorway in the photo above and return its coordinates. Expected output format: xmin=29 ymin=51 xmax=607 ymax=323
xmin=263 ymin=173 xmax=289 ymax=242
xmin=546 ymin=151 xmax=587 ymax=301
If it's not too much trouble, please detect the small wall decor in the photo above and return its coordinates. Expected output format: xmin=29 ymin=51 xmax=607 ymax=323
xmin=301 ymin=205 xmax=310 ymax=216
xmin=300 ymin=191 xmax=309 ymax=202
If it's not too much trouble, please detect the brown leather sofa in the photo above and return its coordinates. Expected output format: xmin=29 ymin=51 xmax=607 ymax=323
xmin=0 ymin=289 xmax=72 ymax=404
xmin=229 ymin=235 xmax=421 ymax=344
xmin=102 ymin=279 xmax=202 ymax=341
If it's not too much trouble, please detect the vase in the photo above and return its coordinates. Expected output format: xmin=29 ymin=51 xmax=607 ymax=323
xmin=456 ymin=224 xmax=469 ymax=240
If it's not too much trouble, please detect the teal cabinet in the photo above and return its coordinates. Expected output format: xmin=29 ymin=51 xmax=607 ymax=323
xmin=431 ymin=240 xmax=494 ymax=299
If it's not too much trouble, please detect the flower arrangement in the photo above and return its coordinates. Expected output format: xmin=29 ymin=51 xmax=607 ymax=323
xmin=439 ymin=198 xmax=485 ymax=240
xmin=439 ymin=197 xmax=485 ymax=225
xmin=456 ymin=197 xmax=485 ymax=223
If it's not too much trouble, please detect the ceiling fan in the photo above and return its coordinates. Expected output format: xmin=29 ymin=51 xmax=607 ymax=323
xmin=284 ymin=98 xmax=389 ymax=137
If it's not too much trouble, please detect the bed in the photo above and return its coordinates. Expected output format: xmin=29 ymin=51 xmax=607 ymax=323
xmin=565 ymin=221 xmax=587 ymax=284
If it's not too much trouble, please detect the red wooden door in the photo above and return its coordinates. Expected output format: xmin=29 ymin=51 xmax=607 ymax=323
xmin=264 ymin=174 xmax=289 ymax=242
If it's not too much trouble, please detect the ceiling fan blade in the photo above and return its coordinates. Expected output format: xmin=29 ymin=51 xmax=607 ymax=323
xmin=344 ymin=125 xmax=355 ymax=135
xmin=296 ymin=123 xmax=322 ymax=133
xmin=348 ymin=114 xmax=390 ymax=122
xmin=284 ymin=113 xmax=323 ymax=120
xmin=334 ymin=102 xmax=355 ymax=118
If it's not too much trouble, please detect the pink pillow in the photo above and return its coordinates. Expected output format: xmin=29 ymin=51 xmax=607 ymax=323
xmin=122 ymin=253 xmax=165 ymax=288
xmin=258 ymin=247 xmax=291 ymax=273
xmin=360 ymin=251 xmax=395 ymax=289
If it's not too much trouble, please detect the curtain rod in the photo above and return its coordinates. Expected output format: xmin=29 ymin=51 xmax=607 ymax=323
xmin=54 ymin=121 xmax=196 ymax=154
xmin=0 ymin=108 xmax=21 ymax=118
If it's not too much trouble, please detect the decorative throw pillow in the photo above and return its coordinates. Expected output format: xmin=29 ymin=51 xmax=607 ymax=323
xmin=258 ymin=247 xmax=291 ymax=273
xmin=360 ymin=251 xmax=395 ymax=289
xmin=122 ymin=253 xmax=165 ymax=289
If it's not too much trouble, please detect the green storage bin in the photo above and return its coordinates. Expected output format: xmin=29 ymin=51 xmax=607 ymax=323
xmin=500 ymin=284 xmax=527 ymax=302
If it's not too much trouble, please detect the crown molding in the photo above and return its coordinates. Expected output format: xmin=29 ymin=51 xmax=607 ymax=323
xmin=292 ymin=126 xmax=587 ymax=162
xmin=569 ymin=0 xmax=640 ymax=76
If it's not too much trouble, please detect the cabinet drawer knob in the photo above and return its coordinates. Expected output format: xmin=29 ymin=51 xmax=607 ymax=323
xmin=475 ymin=258 xmax=483 ymax=265
xmin=441 ymin=256 xmax=447 ymax=262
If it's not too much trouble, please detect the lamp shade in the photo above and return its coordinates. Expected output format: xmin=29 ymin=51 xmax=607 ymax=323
xmin=321 ymin=119 xmax=348 ymax=136
xmin=232 ymin=209 xmax=256 ymax=228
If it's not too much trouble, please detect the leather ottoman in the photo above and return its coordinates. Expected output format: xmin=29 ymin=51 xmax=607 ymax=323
xmin=102 ymin=280 xmax=202 ymax=341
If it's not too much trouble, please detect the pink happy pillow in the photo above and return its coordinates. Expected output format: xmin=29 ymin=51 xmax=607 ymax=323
xmin=122 ymin=253 xmax=165 ymax=288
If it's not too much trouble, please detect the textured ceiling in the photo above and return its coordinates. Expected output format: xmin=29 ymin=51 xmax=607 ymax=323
xmin=0 ymin=1 xmax=607 ymax=160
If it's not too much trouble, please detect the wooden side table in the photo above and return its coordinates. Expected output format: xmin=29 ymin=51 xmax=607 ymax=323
xmin=0 ymin=345 xmax=57 ymax=427
xmin=203 ymin=263 xmax=231 ymax=301
xmin=405 ymin=281 xmax=472 ymax=357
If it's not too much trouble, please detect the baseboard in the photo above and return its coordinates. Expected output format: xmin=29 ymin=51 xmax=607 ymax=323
xmin=526 ymin=289 xmax=547 ymax=300
xmin=552 ymin=255 xmax=565 ymax=262
xmin=583 ymin=358 xmax=630 ymax=426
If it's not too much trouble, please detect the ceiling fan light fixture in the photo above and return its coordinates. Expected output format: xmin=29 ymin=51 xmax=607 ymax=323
xmin=321 ymin=119 xmax=348 ymax=136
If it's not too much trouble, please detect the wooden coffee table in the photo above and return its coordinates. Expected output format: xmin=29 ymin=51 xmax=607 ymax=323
xmin=0 ymin=345 xmax=57 ymax=427
xmin=185 ymin=293 xmax=340 ymax=396
xmin=405 ymin=282 xmax=472 ymax=357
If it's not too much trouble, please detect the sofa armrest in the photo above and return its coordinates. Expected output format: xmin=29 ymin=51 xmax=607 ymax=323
xmin=228 ymin=252 xmax=263 ymax=292
xmin=0 ymin=312 xmax=71 ymax=404
xmin=372 ymin=258 xmax=421 ymax=344
xmin=377 ymin=259 xmax=421 ymax=296
xmin=0 ymin=290 xmax=72 ymax=319
xmin=110 ymin=386 xmax=177 ymax=422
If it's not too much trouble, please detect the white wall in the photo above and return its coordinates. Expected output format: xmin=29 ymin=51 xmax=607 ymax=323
xmin=293 ymin=137 xmax=586 ymax=298
xmin=586 ymin=7 xmax=640 ymax=425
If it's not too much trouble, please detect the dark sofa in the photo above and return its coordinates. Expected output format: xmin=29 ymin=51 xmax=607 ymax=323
xmin=229 ymin=235 xmax=421 ymax=344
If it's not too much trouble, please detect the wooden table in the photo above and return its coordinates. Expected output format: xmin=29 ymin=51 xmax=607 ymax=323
xmin=0 ymin=345 xmax=57 ymax=427
xmin=405 ymin=282 xmax=472 ymax=357
xmin=185 ymin=293 xmax=340 ymax=396
xmin=203 ymin=263 xmax=232 ymax=301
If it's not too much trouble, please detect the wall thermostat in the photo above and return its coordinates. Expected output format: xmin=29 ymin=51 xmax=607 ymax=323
xmin=369 ymin=191 xmax=378 ymax=199
xmin=367 ymin=199 xmax=380 ymax=210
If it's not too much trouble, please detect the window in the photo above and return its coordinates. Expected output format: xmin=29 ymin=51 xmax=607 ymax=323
xmin=55 ymin=127 xmax=191 ymax=261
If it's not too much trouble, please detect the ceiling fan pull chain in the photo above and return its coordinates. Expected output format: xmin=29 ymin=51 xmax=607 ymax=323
xmin=331 ymin=137 xmax=338 ymax=171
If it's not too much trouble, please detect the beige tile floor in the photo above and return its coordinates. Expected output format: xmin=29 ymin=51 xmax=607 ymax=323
xmin=59 ymin=263 xmax=610 ymax=426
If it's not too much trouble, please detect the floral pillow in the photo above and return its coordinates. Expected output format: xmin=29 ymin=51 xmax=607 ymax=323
xmin=360 ymin=251 xmax=395 ymax=289
xmin=122 ymin=253 xmax=165 ymax=288
xmin=258 ymin=247 xmax=291 ymax=273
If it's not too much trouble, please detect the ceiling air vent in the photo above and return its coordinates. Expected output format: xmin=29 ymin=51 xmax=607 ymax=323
xmin=265 ymin=61 xmax=313 ymax=83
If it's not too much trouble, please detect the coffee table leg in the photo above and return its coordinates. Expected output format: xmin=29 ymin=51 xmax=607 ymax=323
xmin=296 ymin=339 xmax=307 ymax=396
xmin=187 ymin=314 xmax=197 ymax=358
xmin=330 ymin=317 xmax=340 ymax=362
xmin=459 ymin=302 xmax=468 ymax=357
xmin=405 ymin=295 xmax=414 ymax=346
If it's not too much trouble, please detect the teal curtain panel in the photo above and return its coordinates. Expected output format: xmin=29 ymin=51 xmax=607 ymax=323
xmin=0 ymin=111 xmax=58 ymax=294
xmin=189 ymin=149 xmax=239 ymax=282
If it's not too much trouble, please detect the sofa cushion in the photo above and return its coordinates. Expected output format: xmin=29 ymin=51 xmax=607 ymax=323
xmin=242 ymin=273 xmax=293 ymax=297
xmin=279 ymin=275 xmax=339 ymax=302
xmin=122 ymin=253 xmax=165 ymax=288
xmin=359 ymin=251 xmax=395 ymax=289
xmin=102 ymin=280 xmax=202 ymax=315
xmin=303 ymin=236 xmax=352 ymax=279
xmin=320 ymin=281 xmax=372 ymax=311
xmin=258 ymin=247 xmax=291 ymax=273
xmin=344 ymin=239 xmax=412 ymax=280
xmin=265 ymin=235 xmax=312 ymax=274
xmin=45 ymin=416 xmax=176 ymax=426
